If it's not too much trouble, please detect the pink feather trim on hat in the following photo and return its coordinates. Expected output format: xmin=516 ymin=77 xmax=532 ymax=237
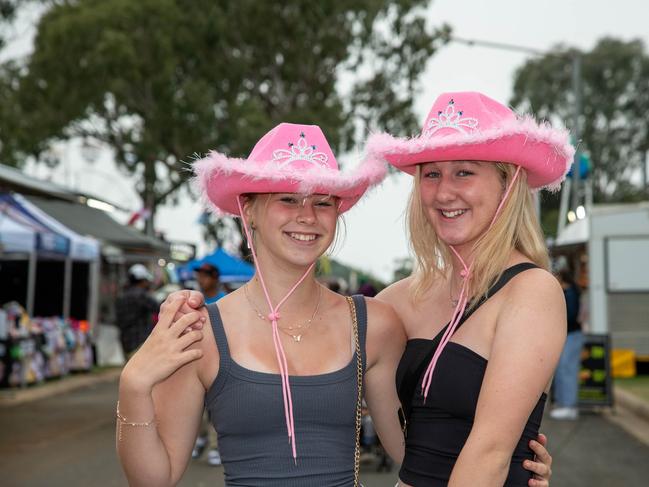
xmin=193 ymin=123 xmax=387 ymax=215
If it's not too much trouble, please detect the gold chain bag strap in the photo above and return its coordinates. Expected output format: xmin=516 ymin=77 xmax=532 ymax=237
xmin=346 ymin=296 xmax=363 ymax=487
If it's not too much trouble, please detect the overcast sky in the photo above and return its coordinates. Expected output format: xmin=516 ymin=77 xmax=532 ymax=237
xmin=11 ymin=0 xmax=649 ymax=282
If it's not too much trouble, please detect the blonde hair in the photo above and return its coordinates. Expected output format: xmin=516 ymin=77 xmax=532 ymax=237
xmin=407 ymin=163 xmax=549 ymax=307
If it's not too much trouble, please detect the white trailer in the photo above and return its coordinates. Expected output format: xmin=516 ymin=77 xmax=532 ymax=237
xmin=556 ymin=202 xmax=649 ymax=354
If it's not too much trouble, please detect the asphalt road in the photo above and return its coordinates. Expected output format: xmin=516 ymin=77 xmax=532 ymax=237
xmin=2 ymin=379 xmax=648 ymax=486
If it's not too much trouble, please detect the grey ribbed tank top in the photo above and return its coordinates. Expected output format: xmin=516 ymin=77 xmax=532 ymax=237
xmin=205 ymin=295 xmax=368 ymax=487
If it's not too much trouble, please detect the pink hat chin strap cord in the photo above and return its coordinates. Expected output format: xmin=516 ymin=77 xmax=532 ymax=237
xmin=236 ymin=197 xmax=316 ymax=464
xmin=421 ymin=165 xmax=522 ymax=400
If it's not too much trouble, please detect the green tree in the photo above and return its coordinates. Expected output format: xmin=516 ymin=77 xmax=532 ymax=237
xmin=0 ymin=1 xmax=49 ymax=154
xmin=0 ymin=0 xmax=23 ymax=50
xmin=0 ymin=0 xmax=449 ymax=236
xmin=511 ymin=37 xmax=649 ymax=205
xmin=0 ymin=1 xmax=51 ymax=51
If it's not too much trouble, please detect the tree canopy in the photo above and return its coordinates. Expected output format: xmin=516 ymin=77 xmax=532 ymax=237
xmin=0 ymin=0 xmax=23 ymax=50
xmin=0 ymin=0 xmax=449 ymax=234
xmin=511 ymin=37 xmax=649 ymax=203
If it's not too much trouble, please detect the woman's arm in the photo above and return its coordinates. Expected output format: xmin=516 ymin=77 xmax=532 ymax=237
xmin=448 ymin=270 xmax=566 ymax=487
xmin=116 ymin=296 xmax=207 ymax=487
xmin=363 ymin=297 xmax=408 ymax=463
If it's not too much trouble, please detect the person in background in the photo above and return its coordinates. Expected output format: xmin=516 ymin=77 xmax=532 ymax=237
xmin=326 ymin=280 xmax=342 ymax=294
xmin=194 ymin=262 xmax=227 ymax=305
xmin=550 ymin=269 xmax=583 ymax=420
xmin=192 ymin=261 xmax=227 ymax=465
xmin=115 ymin=264 xmax=158 ymax=358
xmin=356 ymin=281 xmax=377 ymax=298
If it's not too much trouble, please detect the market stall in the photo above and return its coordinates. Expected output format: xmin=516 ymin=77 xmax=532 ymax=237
xmin=0 ymin=193 xmax=98 ymax=387
xmin=13 ymin=193 xmax=100 ymax=324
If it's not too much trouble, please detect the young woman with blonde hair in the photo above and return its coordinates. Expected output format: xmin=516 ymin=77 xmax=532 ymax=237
xmin=367 ymin=91 xmax=572 ymax=486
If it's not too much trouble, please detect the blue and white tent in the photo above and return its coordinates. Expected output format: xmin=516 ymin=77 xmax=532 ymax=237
xmin=0 ymin=214 xmax=35 ymax=254
xmin=0 ymin=192 xmax=101 ymax=318
xmin=0 ymin=193 xmax=70 ymax=256
xmin=13 ymin=194 xmax=99 ymax=261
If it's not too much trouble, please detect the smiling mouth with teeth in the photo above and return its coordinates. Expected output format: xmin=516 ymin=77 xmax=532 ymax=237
xmin=440 ymin=209 xmax=467 ymax=218
xmin=288 ymin=232 xmax=318 ymax=242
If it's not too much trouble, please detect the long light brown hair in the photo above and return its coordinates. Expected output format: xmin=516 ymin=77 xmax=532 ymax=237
xmin=407 ymin=163 xmax=549 ymax=307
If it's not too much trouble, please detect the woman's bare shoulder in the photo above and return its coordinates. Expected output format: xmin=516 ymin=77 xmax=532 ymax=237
xmin=364 ymin=295 xmax=400 ymax=322
xmin=376 ymin=275 xmax=413 ymax=304
xmin=505 ymin=266 xmax=563 ymax=302
xmin=498 ymin=265 xmax=566 ymax=336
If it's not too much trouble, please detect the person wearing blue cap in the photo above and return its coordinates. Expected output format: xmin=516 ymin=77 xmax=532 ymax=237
xmin=194 ymin=262 xmax=227 ymax=305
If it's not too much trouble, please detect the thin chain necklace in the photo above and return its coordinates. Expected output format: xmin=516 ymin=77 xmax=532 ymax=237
xmin=244 ymin=283 xmax=322 ymax=343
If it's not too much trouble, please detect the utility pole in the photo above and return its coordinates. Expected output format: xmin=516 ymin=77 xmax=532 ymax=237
xmin=570 ymin=54 xmax=582 ymax=212
xmin=642 ymin=150 xmax=649 ymax=198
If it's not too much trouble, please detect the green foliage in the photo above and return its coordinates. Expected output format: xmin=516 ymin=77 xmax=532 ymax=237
xmin=0 ymin=0 xmax=448 ymax=234
xmin=511 ymin=38 xmax=649 ymax=204
xmin=0 ymin=1 xmax=49 ymax=51
xmin=0 ymin=0 xmax=21 ymax=50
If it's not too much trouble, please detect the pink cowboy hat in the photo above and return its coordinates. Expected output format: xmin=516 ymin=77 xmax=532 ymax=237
xmin=365 ymin=91 xmax=574 ymax=190
xmin=194 ymin=123 xmax=386 ymax=215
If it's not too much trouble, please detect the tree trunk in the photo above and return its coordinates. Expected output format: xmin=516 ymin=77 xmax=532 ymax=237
xmin=144 ymin=159 xmax=156 ymax=237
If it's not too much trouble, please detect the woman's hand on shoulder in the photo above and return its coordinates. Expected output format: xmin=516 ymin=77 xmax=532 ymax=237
xmin=121 ymin=295 xmax=206 ymax=394
xmin=159 ymin=289 xmax=207 ymax=332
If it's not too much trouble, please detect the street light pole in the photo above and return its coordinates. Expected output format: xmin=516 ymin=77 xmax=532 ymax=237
xmin=570 ymin=54 xmax=582 ymax=212
xmin=450 ymin=36 xmax=545 ymax=56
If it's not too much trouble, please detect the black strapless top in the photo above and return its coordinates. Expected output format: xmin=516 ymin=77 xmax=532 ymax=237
xmin=396 ymin=263 xmax=546 ymax=486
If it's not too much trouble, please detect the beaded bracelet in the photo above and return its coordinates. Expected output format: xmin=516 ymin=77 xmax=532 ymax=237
xmin=116 ymin=401 xmax=157 ymax=441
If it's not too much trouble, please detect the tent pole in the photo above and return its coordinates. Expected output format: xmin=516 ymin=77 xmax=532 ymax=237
xmin=27 ymin=251 xmax=36 ymax=316
xmin=88 ymin=259 xmax=100 ymax=333
xmin=63 ymin=257 xmax=72 ymax=320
